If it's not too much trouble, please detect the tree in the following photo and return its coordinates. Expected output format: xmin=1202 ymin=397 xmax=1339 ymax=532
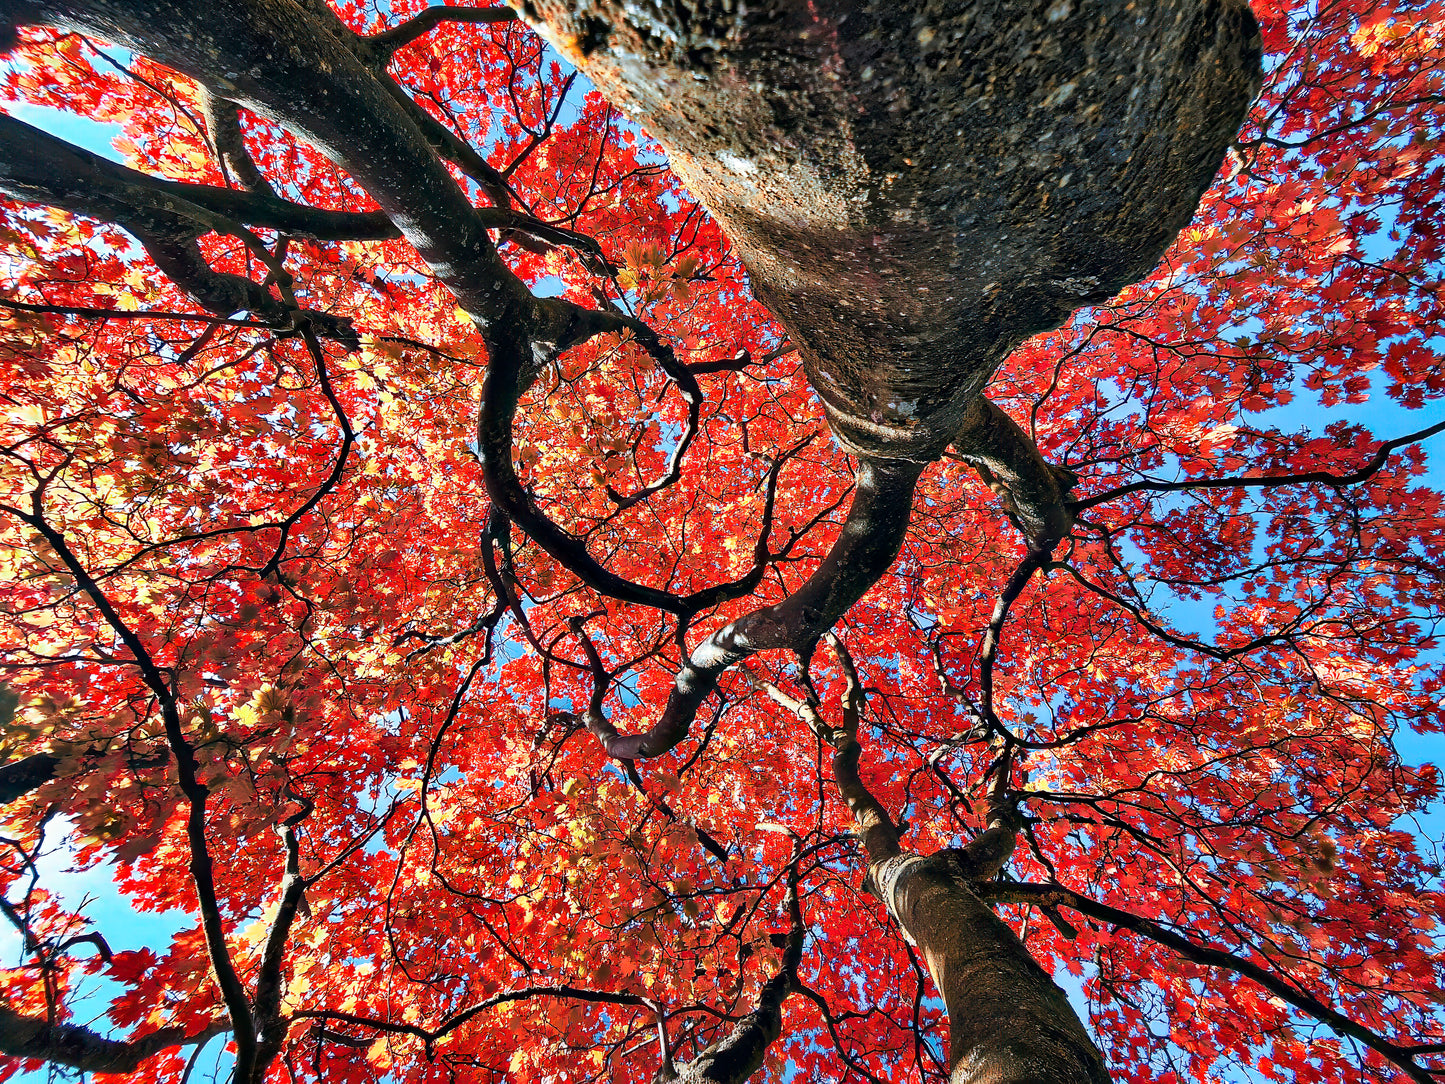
xmin=0 ymin=0 xmax=1441 ymax=1079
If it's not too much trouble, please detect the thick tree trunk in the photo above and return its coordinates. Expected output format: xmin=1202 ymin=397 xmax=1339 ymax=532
xmin=874 ymin=851 xmax=1109 ymax=1084
xmin=835 ymin=736 xmax=1109 ymax=1084
xmin=517 ymin=0 xmax=1262 ymax=462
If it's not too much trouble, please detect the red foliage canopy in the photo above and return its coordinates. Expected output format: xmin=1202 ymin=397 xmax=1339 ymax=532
xmin=0 ymin=0 xmax=1442 ymax=1081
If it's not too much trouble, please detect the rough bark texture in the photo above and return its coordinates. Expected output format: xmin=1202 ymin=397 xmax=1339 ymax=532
xmin=516 ymin=0 xmax=1262 ymax=461
xmin=888 ymin=856 xmax=1110 ymax=1084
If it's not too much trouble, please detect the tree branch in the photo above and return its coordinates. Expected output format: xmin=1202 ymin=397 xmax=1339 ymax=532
xmin=0 ymin=753 xmax=58 ymax=805
xmin=0 ymin=112 xmax=397 ymax=242
xmin=368 ymin=5 xmax=516 ymax=60
xmin=199 ymin=87 xmax=274 ymax=194
xmin=658 ymin=853 xmax=806 ymax=1083
xmin=977 ymin=881 xmax=1441 ymax=1084
xmin=0 ymin=297 xmax=272 ymax=327
xmin=952 ymin=396 xmax=1076 ymax=550
xmin=588 ymin=457 xmax=924 ymax=759
xmin=297 ymin=986 xmax=649 ymax=1047
xmin=1073 ymin=419 xmax=1445 ymax=511
xmin=9 ymin=505 xmax=261 ymax=1078
xmin=0 ymin=1008 xmax=226 ymax=1075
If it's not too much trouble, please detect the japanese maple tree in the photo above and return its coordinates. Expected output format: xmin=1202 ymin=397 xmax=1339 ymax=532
xmin=0 ymin=0 xmax=1442 ymax=1081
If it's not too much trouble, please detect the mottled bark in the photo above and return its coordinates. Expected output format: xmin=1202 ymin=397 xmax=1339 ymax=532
xmin=0 ymin=0 xmax=598 ymax=355
xmin=512 ymin=0 xmax=1262 ymax=758
xmin=517 ymin=0 xmax=1261 ymax=462
xmin=0 ymin=112 xmax=396 ymax=241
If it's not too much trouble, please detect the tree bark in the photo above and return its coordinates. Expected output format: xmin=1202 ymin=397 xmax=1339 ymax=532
xmin=516 ymin=0 xmax=1262 ymax=462
xmin=762 ymin=636 xmax=1110 ymax=1084
xmin=657 ymin=868 xmax=805 ymax=1083
xmin=0 ymin=1006 xmax=224 ymax=1074
xmin=513 ymin=0 xmax=1262 ymax=757
xmin=833 ymin=742 xmax=1110 ymax=1084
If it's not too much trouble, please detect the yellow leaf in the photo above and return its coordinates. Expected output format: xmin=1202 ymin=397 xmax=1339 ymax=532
xmin=366 ymin=1039 xmax=391 ymax=1069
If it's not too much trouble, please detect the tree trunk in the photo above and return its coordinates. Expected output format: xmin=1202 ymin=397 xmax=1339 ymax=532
xmin=836 ymin=735 xmax=1109 ymax=1084
xmin=517 ymin=0 xmax=1262 ymax=462
xmin=764 ymin=638 xmax=1111 ymax=1083
xmin=874 ymin=851 xmax=1109 ymax=1084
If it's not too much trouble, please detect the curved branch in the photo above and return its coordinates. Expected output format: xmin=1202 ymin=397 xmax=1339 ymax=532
xmin=0 ymin=112 xmax=365 ymax=346
xmin=588 ymin=456 xmax=924 ymax=759
xmin=257 ymin=307 xmax=355 ymax=578
xmin=5 ymin=0 xmax=541 ymax=336
xmin=605 ymin=321 xmax=704 ymax=512
xmin=976 ymin=548 xmax=1052 ymax=738
xmin=199 ymin=87 xmax=275 ymax=194
xmin=296 ymin=986 xmax=650 ymax=1046
xmin=478 ymin=328 xmax=690 ymax=613
xmin=951 ymin=396 xmax=1075 ymax=549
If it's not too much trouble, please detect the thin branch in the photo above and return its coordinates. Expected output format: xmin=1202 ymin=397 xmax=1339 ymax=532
xmin=257 ymin=300 xmax=356 ymax=579
xmin=1074 ymin=420 xmax=1445 ymax=511
xmin=605 ymin=320 xmax=704 ymax=511
xmin=9 ymin=506 xmax=260 ymax=1076
xmin=0 ymin=297 xmax=272 ymax=328
xmin=297 ymin=986 xmax=649 ymax=1047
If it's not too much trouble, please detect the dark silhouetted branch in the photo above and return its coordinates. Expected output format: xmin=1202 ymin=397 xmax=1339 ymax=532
xmin=0 ymin=1008 xmax=226 ymax=1075
xmin=1074 ymin=419 xmax=1445 ymax=511
xmin=368 ymin=5 xmax=516 ymax=59
xmin=978 ymin=881 xmax=1440 ymax=1084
